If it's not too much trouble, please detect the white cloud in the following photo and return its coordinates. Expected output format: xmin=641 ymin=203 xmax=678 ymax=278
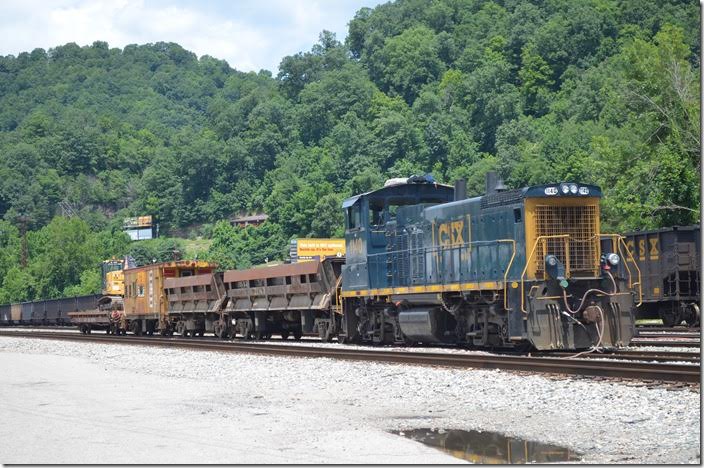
xmin=0 ymin=0 xmax=382 ymax=72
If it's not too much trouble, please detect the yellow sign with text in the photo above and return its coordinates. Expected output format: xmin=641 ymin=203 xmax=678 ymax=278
xmin=296 ymin=238 xmax=346 ymax=261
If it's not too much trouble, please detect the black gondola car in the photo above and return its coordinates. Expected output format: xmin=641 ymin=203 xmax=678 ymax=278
xmin=603 ymin=225 xmax=700 ymax=326
xmin=20 ymin=302 xmax=34 ymax=325
xmin=0 ymin=304 xmax=10 ymax=325
xmin=31 ymin=300 xmax=46 ymax=325
xmin=45 ymin=298 xmax=63 ymax=325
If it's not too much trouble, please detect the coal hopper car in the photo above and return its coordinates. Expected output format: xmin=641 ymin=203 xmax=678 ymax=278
xmin=603 ymin=225 xmax=700 ymax=327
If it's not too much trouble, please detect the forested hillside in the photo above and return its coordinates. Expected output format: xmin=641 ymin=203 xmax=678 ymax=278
xmin=0 ymin=0 xmax=699 ymax=302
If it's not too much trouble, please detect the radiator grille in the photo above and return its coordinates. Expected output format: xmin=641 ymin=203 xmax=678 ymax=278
xmin=534 ymin=204 xmax=599 ymax=277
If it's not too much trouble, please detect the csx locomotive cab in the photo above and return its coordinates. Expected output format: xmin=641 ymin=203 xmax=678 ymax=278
xmin=339 ymin=173 xmax=638 ymax=350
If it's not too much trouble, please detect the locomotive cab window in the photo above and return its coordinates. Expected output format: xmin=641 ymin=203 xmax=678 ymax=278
xmin=347 ymin=205 xmax=361 ymax=230
xmin=514 ymin=208 xmax=522 ymax=223
xmin=369 ymin=206 xmax=382 ymax=227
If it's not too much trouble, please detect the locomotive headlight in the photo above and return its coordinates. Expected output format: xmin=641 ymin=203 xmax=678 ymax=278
xmin=569 ymin=184 xmax=578 ymax=194
xmin=561 ymin=184 xmax=570 ymax=194
xmin=546 ymin=255 xmax=558 ymax=266
xmin=606 ymin=253 xmax=620 ymax=266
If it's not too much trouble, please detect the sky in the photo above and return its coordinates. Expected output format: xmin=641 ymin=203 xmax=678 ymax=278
xmin=0 ymin=0 xmax=385 ymax=73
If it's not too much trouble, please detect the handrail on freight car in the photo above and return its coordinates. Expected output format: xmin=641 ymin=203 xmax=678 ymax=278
xmin=601 ymin=233 xmax=643 ymax=307
xmin=333 ymin=274 xmax=343 ymax=315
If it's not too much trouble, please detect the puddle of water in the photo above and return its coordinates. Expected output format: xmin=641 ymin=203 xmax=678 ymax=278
xmin=393 ymin=428 xmax=582 ymax=464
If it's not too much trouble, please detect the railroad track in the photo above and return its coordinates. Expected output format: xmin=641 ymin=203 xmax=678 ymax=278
xmin=0 ymin=330 xmax=699 ymax=384
xmin=539 ymin=350 xmax=700 ymax=364
xmin=636 ymin=331 xmax=701 ymax=339
xmin=637 ymin=326 xmax=700 ymax=333
xmin=630 ymin=338 xmax=700 ymax=348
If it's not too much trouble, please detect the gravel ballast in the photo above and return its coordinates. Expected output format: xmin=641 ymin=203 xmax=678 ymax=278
xmin=0 ymin=336 xmax=699 ymax=464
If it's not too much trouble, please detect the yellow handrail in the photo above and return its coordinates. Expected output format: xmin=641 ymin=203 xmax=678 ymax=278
xmin=520 ymin=234 xmax=570 ymax=313
xmin=499 ymin=239 xmax=516 ymax=311
xmin=615 ymin=234 xmax=642 ymax=306
xmin=599 ymin=233 xmax=642 ymax=306
xmin=334 ymin=274 xmax=343 ymax=315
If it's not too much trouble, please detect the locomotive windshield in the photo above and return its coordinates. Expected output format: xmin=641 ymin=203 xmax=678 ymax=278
xmin=343 ymin=180 xmax=454 ymax=232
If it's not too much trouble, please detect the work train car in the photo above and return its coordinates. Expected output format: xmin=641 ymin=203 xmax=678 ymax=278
xmin=162 ymin=258 xmax=343 ymax=340
xmin=603 ymin=225 xmax=700 ymax=327
xmin=121 ymin=260 xmax=216 ymax=335
xmin=338 ymin=174 xmax=638 ymax=350
xmin=163 ymin=272 xmax=225 ymax=337
xmin=221 ymin=258 xmax=343 ymax=340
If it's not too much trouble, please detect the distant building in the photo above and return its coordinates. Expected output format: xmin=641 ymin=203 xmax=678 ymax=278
xmin=124 ymin=215 xmax=158 ymax=241
xmin=230 ymin=214 xmax=268 ymax=228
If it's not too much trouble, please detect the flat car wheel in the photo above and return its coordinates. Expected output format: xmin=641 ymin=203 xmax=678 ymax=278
xmin=280 ymin=331 xmax=289 ymax=340
xmin=293 ymin=330 xmax=302 ymax=341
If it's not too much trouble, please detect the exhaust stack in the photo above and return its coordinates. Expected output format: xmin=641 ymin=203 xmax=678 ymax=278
xmin=454 ymin=179 xmax=467 ymax=201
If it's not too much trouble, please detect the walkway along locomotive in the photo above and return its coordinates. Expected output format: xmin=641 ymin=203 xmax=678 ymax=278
xmin=337 ymin=174 xmax=641 ymax=350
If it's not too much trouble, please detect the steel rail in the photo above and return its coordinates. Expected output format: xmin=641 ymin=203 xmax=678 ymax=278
xmin=0 ymin=331 xmax=699 ymax=383
xmin=540 ymin=351 xmax=700 ymax=363
xmin=630 ymin=338 xmax=700 ymax=347
xmin=636 ymin=331 xmax=701 ymax=339
xmin=636 ymin=326 xmax=700 ymax=332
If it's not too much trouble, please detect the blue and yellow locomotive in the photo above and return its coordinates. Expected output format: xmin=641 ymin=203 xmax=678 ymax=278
xmin=339 ymin=174 xmax=639 ymax=350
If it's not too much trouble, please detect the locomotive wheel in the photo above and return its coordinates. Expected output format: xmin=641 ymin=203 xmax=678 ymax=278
xmin=280 ymin=330 xmax=290 ymax=340
xmin=660 ymin=309 xmax=681 ymax=327
xmin=317 ymin=322 xmax=329 ymax=341
xmin=323 ymin=327 xmax=335 ymax=343
xmin=685 ymin=304 xmax=700 ymax=327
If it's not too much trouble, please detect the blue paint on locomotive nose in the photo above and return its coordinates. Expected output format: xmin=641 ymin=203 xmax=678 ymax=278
xmin=392 ymin=427 xmax=582 ymax=464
